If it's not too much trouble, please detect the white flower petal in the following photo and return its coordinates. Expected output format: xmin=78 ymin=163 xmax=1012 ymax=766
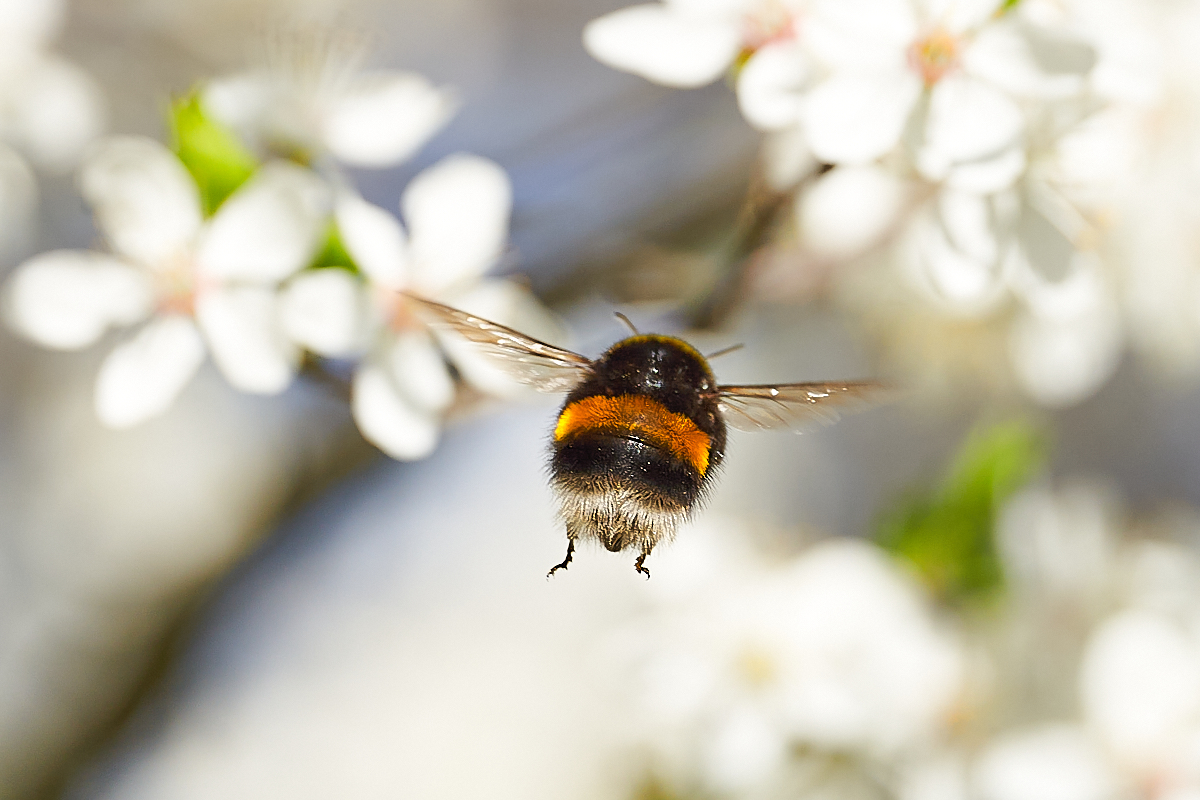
xmin=939 ymin=189 xmax=1003 ymax=266
xmin=798 ymin=165 xmax=905 ymax=257
xmin=403 ymin=155 xmax=511 ymax=295
xmin=278 ymin=269 xmax=365 ymax=357
xmin=352 ymin=363 xmax=440 ymax=460
xmin=94 ymin=315 xmax=205 ymax=428
xmin=5 ymin=250 xmax=152 ymax=349
xmin=335 ymin=193 xmax=408 ymax=289
xmin=920 ymin=77 xmax=1024 ymax=176
xmin=202 ymin=72 xmax=272 ymax=149
xmin=737 ymin=41 xmax=811 ymax=131
xmin=807 ymin=0 xmax=916 ymax=70
xmin=196 ymin=161 xmax=330 ymax=283
xmin=905 ymin=193 xmax=1012 ymax=314
xmin=583 ymin=4 xmax=741 ymax=88
xmin=0 ymin=0 xmax=64 ymax=51
xmin=943 ymin=147 xmax=1027 ymax=194
xmin=965 ymin=23 xmax=1094 ymax=100
xmin=79 ymin=136 xmax=203 ymax=267
xmin=1008 ymin=257 xmax=1122 ymax=407
xmin=9 ymin=55 xmax=105 ymax=171
xmin=437 ymin=279 xmax=564 ymax=397
xmin=195 ymin=286 xmax=298 ymax=394
xmin=973 ymin=724 xmax=1117 ymax=800
xmin=323 ymin=71 xmax=456 ymax=167
xmin=384 ymin=329 xmax=455 ymax=413
xmin=702 ymin=706 xmax=786 ymax=792
xmin=803 ymin=72 xmax=920 ymax=164
xmin=1081 ymin=611 xmax=1200 ymax=763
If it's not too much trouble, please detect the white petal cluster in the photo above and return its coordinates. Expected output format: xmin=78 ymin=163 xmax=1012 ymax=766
xmin=584 ymin=0 xmax=1188 ymax=407
xmin=2 ymin=63 xmax=557 ymax=460
xmin=5 ymin=136 xmax=328 ymax=427
xmin=203 ymin=33 xmax=456 ymax=168
xmin=614 ymin=524 xmax=965 ymax=796
xmin=616 ymin=490 xmax=1200 ymax=800
xmin=915 ymin=485 xmax=1200 ymax=800
xmin=279 ymin=154 xmax=559 ymax=460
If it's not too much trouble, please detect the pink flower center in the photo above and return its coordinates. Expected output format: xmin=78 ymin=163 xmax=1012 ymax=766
xmin=375 ymin=286 xmax=422 ymax=333
xmin=154 ymin=253 xmax=200 ymax=316
xmin=909 ymin=27 xmax=961 ymax=85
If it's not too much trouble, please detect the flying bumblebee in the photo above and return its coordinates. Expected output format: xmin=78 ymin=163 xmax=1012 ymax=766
xmin=411 ymin=295 xmax=881 ymax=578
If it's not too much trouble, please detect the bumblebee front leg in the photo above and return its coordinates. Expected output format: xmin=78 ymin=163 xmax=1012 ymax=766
xmin=634 ymin=549 xmax=651 ymax=579
xmin=547 ymin=538 xmax=576 ymax=578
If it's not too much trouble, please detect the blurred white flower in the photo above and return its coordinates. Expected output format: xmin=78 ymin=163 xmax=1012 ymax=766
xmin=584 ymin=0 xmax=827 ymax=147
xmin=584 ymin=0 xmax=788 ymax=89
xmin=802 ymin=0 xmax=1091 ymax=176
xmin=279 ymin=154 xmax=559 ymax=460
xmin=1007 ymin=254 xmax=1122 ymax=407
xmin=973 ymin=724 xmax=1119 ymax=800
xmin=204 ymin=33 xmax=455 ymax=168
xmin=0 ymin=0 xmax=105 ymax=254
xmin=1075 ymin=548 xmax=1200 ymax=800
xmin=796 ymin=164 xmax=909 ymax=259
xmin=619 ymin=531 xmax=963 ymax=795
xmin=997 ymin=481 xmax=1118 ymax=608
xmin=1081 ymin=610 xmax=1200 ymax=779
xmin=3 ymin=136 xmax=328 ymax=427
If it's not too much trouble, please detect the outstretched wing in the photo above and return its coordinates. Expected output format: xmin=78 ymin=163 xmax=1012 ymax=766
xmin=407 ymin=294 xmax=592 ymax=393
xmin=715 ymin=381 xmax=886 ymax=432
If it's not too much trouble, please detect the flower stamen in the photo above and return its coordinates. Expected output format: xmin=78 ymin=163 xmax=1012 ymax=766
xmin=154 ymin=253 xmax=199 ymax=316
xmin=909 ymin=28 xmax=961 ymax=86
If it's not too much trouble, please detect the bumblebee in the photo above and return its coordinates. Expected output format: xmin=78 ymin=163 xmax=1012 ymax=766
xmin=411 ymin=296 xmax=880 ymax=578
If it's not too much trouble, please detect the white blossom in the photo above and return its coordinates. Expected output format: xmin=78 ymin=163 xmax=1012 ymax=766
xmin=973 ymin=724 xmax=1119 ymax=800
xmin=584 ymin=0 xmax=828 ymax=142
xmin=203 ymin=33 xmax=455 ymax=168
xmin=4 ymin=136 xmax=328 ymax=427
xmin=615 ymin=527 xmax=964 ymax=795
xmin=279 ymin=154 xmax=560 ymax=461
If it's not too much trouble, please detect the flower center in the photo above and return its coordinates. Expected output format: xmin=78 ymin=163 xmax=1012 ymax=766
xmin=909 ymin=27 xmax=961 ymax=85
xmin=736 ymin=645 xmax=779 ymax=689
xmin=154 ymin=252 xmax=200 ymax=316
xmin=376 ymin=286 xmax=421 ymax=333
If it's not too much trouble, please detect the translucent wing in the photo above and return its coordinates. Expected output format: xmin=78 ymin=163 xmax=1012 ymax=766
xmin=407 ymin=294 xmax=592 ymax=393
xmin=716 ymin=381 xmax=886 ymax=432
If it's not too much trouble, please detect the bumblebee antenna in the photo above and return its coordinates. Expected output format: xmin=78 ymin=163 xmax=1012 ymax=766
xmin=614 ymin=311 xmax=639 ymax=335
xmin=706 ymin=343 xmax=744 ymax=359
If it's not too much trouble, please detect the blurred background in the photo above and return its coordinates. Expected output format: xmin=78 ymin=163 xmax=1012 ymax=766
xmin=2 ymin=0 xmax=1200 ymax=798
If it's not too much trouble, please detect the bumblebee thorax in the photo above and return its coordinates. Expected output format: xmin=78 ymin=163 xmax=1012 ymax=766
xmin=592 ymin=334 xmax=715 ymax=397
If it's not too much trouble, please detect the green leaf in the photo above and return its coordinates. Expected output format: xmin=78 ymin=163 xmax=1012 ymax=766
xmin=169 ymin=92 xmax=258 ymax=216
xmin=877 ymin=420 xmax=1046 ymax=605
xmin=307 ymin=220 xmax=361 ymax=273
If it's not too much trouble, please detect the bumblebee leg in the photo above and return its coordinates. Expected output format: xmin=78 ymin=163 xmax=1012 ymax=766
xmin=547 ymin=539 xmax=576 ymax=578
xmin=634 ymin=550 xmax=651 ymax=579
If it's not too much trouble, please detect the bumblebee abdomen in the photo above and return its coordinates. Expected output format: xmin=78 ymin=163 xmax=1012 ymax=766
xmin=552 ymin=431 xmax=704 ymax=510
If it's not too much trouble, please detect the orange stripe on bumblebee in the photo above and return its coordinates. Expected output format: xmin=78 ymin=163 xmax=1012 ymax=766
xmin=554 ymin=394 xmax=711 ymax=475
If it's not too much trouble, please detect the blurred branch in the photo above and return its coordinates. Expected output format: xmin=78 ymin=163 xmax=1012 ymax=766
xmin=684 ymin=165 xmax=801 ymax=329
